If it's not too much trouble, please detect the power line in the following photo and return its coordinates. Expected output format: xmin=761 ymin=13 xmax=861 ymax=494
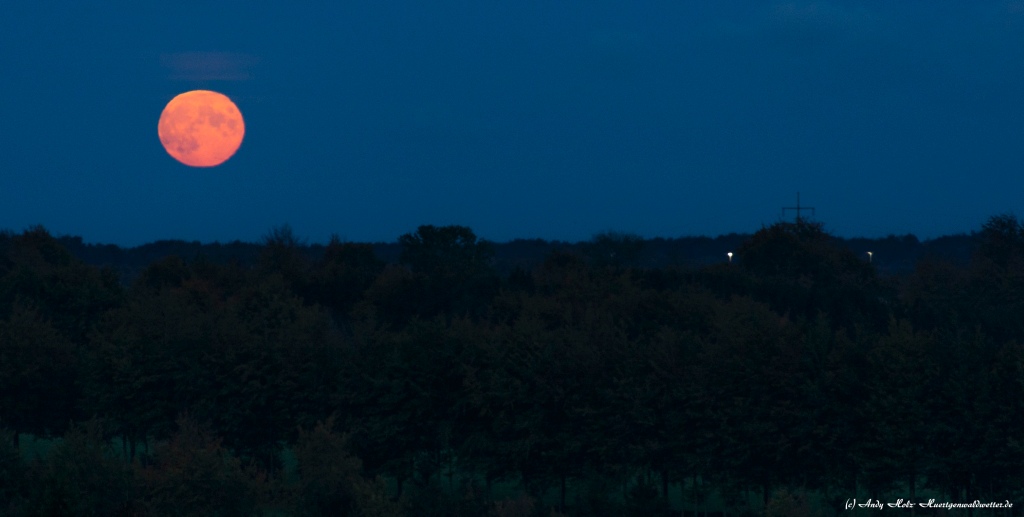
xmin=782 ymin=192 xmax=815 ymax=223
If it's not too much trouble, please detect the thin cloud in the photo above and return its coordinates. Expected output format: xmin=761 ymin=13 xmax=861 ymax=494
xmin=160 ymin=51 xmax=259 ymax=81
xmin=765 ymin=1 xmax=887 ymax=48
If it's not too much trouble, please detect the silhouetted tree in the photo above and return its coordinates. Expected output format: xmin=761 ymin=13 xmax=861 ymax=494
xmin=736 ymin=221 xmax=889 ymax=332
xmin=305 ymin=236 xmax=385 ymax=322
xmin=858 ymin=320 xmax=937 ymax=501
xmin=0 ymin=427 xmax=26 ymax=514
xmin=0 ymin=226 xmax=123 ymax=345
xmin=134 ymin=255 xmax=191 ymax=294
xmin=138 ymin=415 xmax=266 ymax=517
xmin=700 ymin=296 xmax=808 ymax=507
xmin=976 ymin=213 xmax=1024 ymax=268
xmin=258 ymin=223 xmax=310 ymax=293
xmin=900 ymin=257 xmax=969 ymax=334
xmin=199 ymin=275 xmax=340 ymax=471
xmin=978 ymin=339 xmax=1024 ymax=500
xmin=294 ymin=417 xmax=405 ymax=517
xmin=583 ymin=231 xmax=645 ymax=269
xmin=343 ymin=316 xmax=483 ymax=501
xmin=0 ymin=304 xmax=81 ymax=445
xmin=350 ymin=263 xmax=422 ymax=333
xmin=86 ymin=281 xmax=219 ymax=455
xmin=921 ymin=325 xmax=996 ymax=503
xmin=398 ymin=225 xmax=499 ymax=319
xmin=962 ymin=214 xmax=1024 ymax=342
xmin=25 ymin=419 xmax=135 ymax=516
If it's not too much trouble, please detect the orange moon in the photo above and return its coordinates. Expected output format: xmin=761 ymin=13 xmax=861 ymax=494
xmin=158 ymin=90 xmax=245 ymax=167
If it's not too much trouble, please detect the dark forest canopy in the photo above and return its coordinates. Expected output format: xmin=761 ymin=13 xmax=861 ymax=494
xmin=0 ymin=218 xmax=1015 ymax=516
xmin=48 ymin=224 xmax=974 ymax=286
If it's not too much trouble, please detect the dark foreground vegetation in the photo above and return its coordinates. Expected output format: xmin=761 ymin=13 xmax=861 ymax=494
xmin=0 ymin=217 xmax=1022 ymax=516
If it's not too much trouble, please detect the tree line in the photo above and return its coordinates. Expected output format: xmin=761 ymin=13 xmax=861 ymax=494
xmin=57 ymin=227 xmax=975 ymax=285
xmin=0 ymin=217 xmax=1021 ymax=516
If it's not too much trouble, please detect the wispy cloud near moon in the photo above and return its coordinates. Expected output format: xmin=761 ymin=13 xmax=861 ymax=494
xmin=160 ymin=51 xmax=259 ymax=81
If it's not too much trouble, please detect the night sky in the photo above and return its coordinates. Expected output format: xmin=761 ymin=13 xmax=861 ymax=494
xmin=3 ymin=2 xmax=1024 ymax=246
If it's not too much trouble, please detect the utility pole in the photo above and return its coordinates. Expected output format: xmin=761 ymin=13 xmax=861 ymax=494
xmin=782 ymin=192 xmax=815 ymax=223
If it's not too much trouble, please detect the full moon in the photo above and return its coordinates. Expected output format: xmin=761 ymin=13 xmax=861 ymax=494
xmin=158 ymin=90 xmax=245 ymax=167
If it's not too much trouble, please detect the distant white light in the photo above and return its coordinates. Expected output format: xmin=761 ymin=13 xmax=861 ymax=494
xmin=727 ymin=252 xmax=733 ymax=264
xmin=866 ymin=251 xmax=873 ymax=263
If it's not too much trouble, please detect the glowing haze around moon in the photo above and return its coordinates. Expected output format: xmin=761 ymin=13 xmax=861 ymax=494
xmin=158 ymin=90 xmax=245 ymax=167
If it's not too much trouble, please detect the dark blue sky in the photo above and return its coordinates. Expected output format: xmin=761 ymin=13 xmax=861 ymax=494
xmin=3 ymin=2 xmax=1024 ymax=246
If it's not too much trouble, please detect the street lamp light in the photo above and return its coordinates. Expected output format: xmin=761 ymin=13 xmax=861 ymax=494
xmin=866 ymin=251 xmax=873 ymax=264
xmin=727 ymin=252 xmax=733 ymax=264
